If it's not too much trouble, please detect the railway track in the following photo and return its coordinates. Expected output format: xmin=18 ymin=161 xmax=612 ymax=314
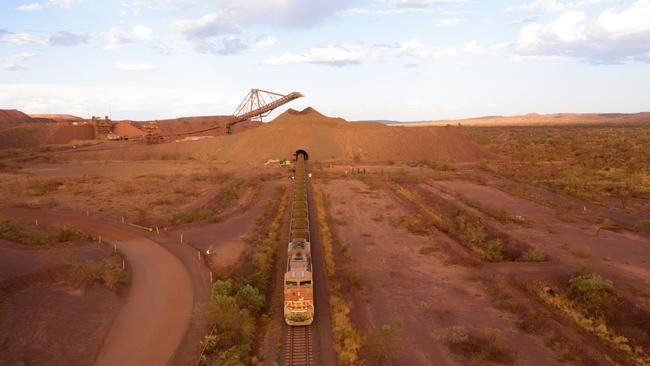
xmin=284 ymin=152 xmax=315 ymax=366
xmin=284 ymin=324 xmax=314 ymax=366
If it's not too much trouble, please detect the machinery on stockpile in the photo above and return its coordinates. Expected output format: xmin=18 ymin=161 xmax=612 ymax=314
xmin=148 ymin=89 xmax=303 ymax=143
xmin=142 ymin=121 xmax=164 ymax=144
xmin=284 ymin=151 xmax=314 ymax=365
xmin=229 ymin=89 xmax=303 ymax=134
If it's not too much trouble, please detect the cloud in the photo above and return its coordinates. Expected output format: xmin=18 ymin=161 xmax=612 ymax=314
xmin=514 ymin=0 xmax=650 ymax=63
xmin=507 ymin=0 xmax=620 ymax=12
xmin=48 ymin=31 xmax=90 ymax=46
xmin=255 ymin=35 xmax=278 ymax=48
xmin=0 ymin=32 xmax=46 ymax=46
xmin=16 ymin=0 xmax=83 ymax=11
xmin=436 ymin=18 xmax=461 ymax=27
xmin=112 ymin=61 xmax=155 ymax=71
xmin=264 ymin=39 xmax=457 ymax=66
xmin=171 ymin=11 xmax=239 ymax=39
xmin=104 ymin=25 xmax=153 ymax=50
xmin=464 ymin=40 xmax=485 ymax=55
xmin=0 ymin=53 xmax=35 ymax=71
xmin=16 ymin=3 xmax=45 ymax=11
xmin=383 ymin=0 xmax=465 ymax=7
xmin=191 ymin=35 xmax=277 ymax=55
xmin=510 ymin=15 xmax=541 ymax=25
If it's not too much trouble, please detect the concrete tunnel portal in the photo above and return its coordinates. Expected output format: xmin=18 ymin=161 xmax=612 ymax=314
xmin=295 ymin=149 xmax=309 ymax=161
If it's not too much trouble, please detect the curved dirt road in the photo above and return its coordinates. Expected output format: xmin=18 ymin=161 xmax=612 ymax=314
xmin=4 ymin=209 xmax=194 ymax=366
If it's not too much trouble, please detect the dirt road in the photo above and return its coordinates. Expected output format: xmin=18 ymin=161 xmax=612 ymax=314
xmin=3 ymin=209 xmax=194 ymax=366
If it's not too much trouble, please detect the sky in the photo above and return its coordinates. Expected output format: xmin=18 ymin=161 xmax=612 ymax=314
xmin=1 ymin=0 xmax=649 ymax=121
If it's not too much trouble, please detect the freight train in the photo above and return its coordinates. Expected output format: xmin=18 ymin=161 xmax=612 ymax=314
xmin=284 ymin=153 xmax=315 ymax=326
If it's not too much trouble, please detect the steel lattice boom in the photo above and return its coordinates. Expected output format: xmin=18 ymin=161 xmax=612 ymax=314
xmin=228 ymin=89 xmax=303 ymax=133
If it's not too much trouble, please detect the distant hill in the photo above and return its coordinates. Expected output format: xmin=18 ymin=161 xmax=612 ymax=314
xmin=29 ymin=114 xmax=84 ymax=122
xmin=388 ymin=112 xmax=650 ymax=127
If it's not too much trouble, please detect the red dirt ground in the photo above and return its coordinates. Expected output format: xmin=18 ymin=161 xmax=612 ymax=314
xmin=322 ymin=178 xmax=559 ymax=365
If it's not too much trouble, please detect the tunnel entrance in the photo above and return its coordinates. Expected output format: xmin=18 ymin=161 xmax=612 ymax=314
xmin=295 ymin=149 xmax=309 ymax=161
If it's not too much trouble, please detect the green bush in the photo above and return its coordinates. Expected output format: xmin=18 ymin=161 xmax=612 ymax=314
xmin=521 ymin=249 xmax=546 ymax=262
xmin=635 ymin=219 xmax=650 ymax=233
xmin=456 ymin=216 xmax=487 ymax=248
xmin=175 ymin=208 xmax=221 ymax=224
xmin=213 ymin=279 xmax=234 ymax=298
xmin=235 ymin=284 xmax=265 ymax=314
xmin=486 ymin=239 xmax=505 ymax=262
xmin=567 ymin=273 xmax=614 ymax=317
xmin=0 ymin=217 xmax=86 ymax=246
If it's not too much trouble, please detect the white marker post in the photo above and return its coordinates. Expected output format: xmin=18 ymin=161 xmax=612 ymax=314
xmin=35 ymin=219 xmax=38 ymax=226
xmin=198 ymin=251 xmax=201 ymax=260
xmin=121 ymin=216 xmax=125 ymax=224
xmin=99 ymin=235 xmax=102 ymax=244
xmin=156 ymin=226 xmax=159 ymax=235
xmin=210 ymin=271 xmax=213 ymax=283
xmin=122 ymin=259 xmax=125 ymax=270
xmin=86 ymin=208 xmax=90 ymax=217
xmin=180 ymin=233 xmax=183 ymax=245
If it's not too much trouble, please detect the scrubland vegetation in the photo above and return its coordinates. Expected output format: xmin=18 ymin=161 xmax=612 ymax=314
xmin=313 ymin=182 xmax=364 ymax=365
xmin=200 ymin=187 xmax=287 ymax=365
xmin=0 ymin=168 xmax=277 ymax=228
xmin=0 ymin=216 xmax=87 ymax=245
xmin=465 ymin=126 xmax=650 ymax=207
xmin=534 ymin=273 xmax=650 ymax=365
xmin=74 ymin=260 xmax=129 ymax=290
xmin=387 ymin=182 xmax=533 ymax=262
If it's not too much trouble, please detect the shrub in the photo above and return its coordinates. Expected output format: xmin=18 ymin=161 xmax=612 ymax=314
xmin=635 ymin=219 xmax=650 ymax=233
xmin=102 ymin=267 xmax=129 ymax=289
xmin=456 ymin=216 xmax=487 ymax=248
xmin=521 ymin=249 xmax=546 ymax=262
xmin=486 ymin=239 xmax=505 ymax=262
xmin=235 ymin=284 xmax=265 ymax=314
xmin=567 ymin=273 xmax=614 ymax=317
xmin=75 ymin=261 xmax=128 ymax=290
xmin=0 ymin=217 xmax=86 ymax=246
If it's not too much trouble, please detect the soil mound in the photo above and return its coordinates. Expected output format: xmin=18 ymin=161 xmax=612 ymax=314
xmin=0 ymin=110 xmax=34 ymax=125
xmin=113 ymin=122 xmax=144 ymax=138
xmin=29 ymin=114 xmax=83 ymax=122
xmin=48 ymin=125 xmax=95 ymax=144
xmin=68 ymin=107 xmax=484 ymax=163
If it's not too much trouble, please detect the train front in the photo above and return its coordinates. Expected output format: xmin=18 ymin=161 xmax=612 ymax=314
xmin=284 ymin=271 xmax=314 ymax=325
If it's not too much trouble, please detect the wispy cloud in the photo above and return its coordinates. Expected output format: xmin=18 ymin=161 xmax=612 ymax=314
xmin=436 ymin=18 xmax=461 ymax=27
xmin=112 ymin=61 xmax=155 ymax=71
xmin=507 ymin=0 xmax=621 ymax=12
xmin=0 ymin=53 xmax=35 ymax=71
xmin=0 ymin=32 xmax=47 ymax=46
xmin=264 ymin=39 xmax=457 ymax=66
xmin=48 ymin=31 xmax=90 ymax=46
xmin=104 ymin=25 xmax=153 ymax=50
xmin=16 ymin=0 xmax=83 ymax=11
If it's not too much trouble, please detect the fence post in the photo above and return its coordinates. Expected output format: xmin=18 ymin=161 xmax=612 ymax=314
xmin=122 ymin=216 xmax=125 ymax=224
xmin=99 ymin=235 xmax=102 ymax=244
xmin=35 ymin=219 xmax=38 ymax=226
xmin=122 ymin=259 xmax=125 ymax=270
xmin=210 ymin=271 xmax=213 ymax=283
xmin=180 ymin=233 xmax=183 ymax=245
